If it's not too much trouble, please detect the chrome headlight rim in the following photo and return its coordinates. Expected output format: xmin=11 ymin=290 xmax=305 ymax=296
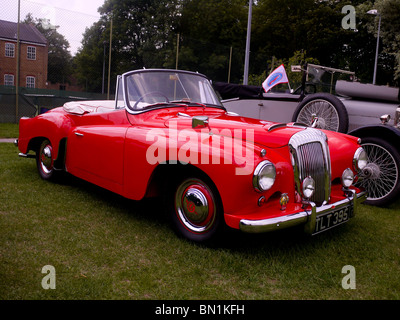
xmin=253 ymin=160 xmax=276 ymax=192
xmin=353 ymin=147 xmax=368 ymax=172
xmin=342 ymin=168 xmax=355 ymax=188
xmin=301 ymin=176 xmax=315 ymax=200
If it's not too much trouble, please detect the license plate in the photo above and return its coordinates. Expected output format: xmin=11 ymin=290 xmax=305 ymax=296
xmin=313 ymin=205 xmax=354 ymax=235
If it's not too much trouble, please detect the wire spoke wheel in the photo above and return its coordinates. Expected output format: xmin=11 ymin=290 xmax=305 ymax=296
xmin=297 ymin=99 xmax=340 ymax=131
xmin=356 ymin=139 xmax=400 ymax=206
xmin=292 ymin=93 xmax=349 ymax=133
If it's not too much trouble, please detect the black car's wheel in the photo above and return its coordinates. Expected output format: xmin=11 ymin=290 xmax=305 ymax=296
xmin=36 ymin=139 xmax=57 ymax=180
xmin=356 ymin=137 xmax=400 ymax=206
xmin=169 ymin=176 xmax=223 ymax=242
xmin=292 ymin=93 xmax=349 ymax=133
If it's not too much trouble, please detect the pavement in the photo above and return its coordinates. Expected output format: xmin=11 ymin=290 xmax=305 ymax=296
xmin=0 ymin=138 xmax=17 ymax=143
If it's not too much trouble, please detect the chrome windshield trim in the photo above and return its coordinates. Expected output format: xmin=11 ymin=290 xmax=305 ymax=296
xmin=120 ymin=69 xmax=224 ymax=114
xmin=123 ymin=103 xmax=226 ymax=115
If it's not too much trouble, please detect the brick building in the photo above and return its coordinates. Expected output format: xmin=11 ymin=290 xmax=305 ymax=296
xmin=0 ymin=19 xmax=48 ymax=89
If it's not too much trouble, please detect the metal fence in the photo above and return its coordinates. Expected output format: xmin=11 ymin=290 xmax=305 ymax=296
xmin=0 ymin=86 xmax=108 ymax=123
xmin=1 ymin=0 xmax=106 ymax=123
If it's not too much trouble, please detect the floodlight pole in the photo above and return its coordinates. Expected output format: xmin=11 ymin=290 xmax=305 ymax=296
xmin=243 ymin=0 xmax=253 ymax=85
xmin=107 ymin=17 xmax=113 ymax=100
xmin=102 ymin=41 xmax=106 ymax=95
xmin=367 ymin=9 xmax=381 ymax=85
xmin=373 ymin=14 xmax=381 ymax=85
xmin=16 ymin=0 xmax=20 ymax=123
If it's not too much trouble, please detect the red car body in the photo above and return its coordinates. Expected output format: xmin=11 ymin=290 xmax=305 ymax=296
xmin=16 ymin=69 xmax=367 ymax=242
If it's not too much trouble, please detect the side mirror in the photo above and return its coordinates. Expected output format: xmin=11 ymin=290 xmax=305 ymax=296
xmin=192 ymin=116 xmax=209 ymax=129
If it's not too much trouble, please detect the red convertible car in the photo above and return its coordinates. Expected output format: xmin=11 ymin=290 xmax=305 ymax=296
xmin=16 ymin=69 xmax=368 ymax=242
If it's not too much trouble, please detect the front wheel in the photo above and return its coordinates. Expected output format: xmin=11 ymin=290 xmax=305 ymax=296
xmin=356 ymin=137 xmax=400 ymax=206
xmin=168 ymin=177 xmax=223 ymax=243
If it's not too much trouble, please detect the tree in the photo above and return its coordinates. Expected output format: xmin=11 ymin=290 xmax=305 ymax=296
xmin=73 ymin=20 xmax=108 ymax=92
xmin=177 ymin=0 xmax=248 ymax=82
xmin=24 ymin=14 xmax=72 ymax=85
xmin=74 ymin=0 xmax=182 ymax=92
xmin=73 ymin=0 xmax=398 ymax=91
xmin=374 ymin=0 xmax=400 ymax=84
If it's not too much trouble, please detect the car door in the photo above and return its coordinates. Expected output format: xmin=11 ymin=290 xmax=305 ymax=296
xmin=66 ymin=110 xmax=129 ymax=195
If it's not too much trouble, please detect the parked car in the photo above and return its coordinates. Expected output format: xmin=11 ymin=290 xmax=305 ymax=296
xmin=215 ymin=64 xmax=400 ymax=206
xmin=16 ymin=69 xmax=367 ymax=242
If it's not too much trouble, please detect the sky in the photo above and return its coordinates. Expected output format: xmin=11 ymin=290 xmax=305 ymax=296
xmin=1 ymin=0 xmax=106 ymax=55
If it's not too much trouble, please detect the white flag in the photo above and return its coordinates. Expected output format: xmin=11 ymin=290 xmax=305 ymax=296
xmin=262 ymin=64 xmax=289 ymax=92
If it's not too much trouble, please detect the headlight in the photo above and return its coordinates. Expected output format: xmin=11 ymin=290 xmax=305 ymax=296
xmin=353 ymin=147 xmax=368 ymax=171
xmin=302 ymin=176 xmax=315 ymax=200
xmin=342 ymin=168 xmax=354 ymax=188
xmin=253 ymin=161 xmax=276 ymax=192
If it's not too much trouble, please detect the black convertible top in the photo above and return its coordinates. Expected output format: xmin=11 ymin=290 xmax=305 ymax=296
xmin=213 ymin=82 xmax=263 ymax=100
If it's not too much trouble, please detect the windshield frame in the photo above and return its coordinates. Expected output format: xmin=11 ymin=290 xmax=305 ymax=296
xmin=118 ymin=69 xmax=225 ymax=114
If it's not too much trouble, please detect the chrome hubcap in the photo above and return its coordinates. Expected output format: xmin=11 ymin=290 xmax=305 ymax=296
xmin=362 ymin=163 xmax=381 ymax=180
xmin=175 ymin=179 xmax=216 ymax=233
xmin=40 ymin=143 xmax=53 ymax=174
xmin=182 ymin=188 xmax=209 ymax=223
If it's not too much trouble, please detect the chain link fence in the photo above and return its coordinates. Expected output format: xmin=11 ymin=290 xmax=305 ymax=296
xmin=0 ymin=0 xmax=107 ymax=123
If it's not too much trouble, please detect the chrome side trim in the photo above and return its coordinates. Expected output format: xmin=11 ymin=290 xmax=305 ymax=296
xmin=239 ymin=190 xmax=367 ymax=234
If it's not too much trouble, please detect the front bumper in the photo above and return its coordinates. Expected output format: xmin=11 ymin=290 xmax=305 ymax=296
xmin=239 ymin=190 xmax=367 ymax=234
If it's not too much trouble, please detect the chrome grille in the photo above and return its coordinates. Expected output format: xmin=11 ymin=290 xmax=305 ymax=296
xmin=289 ymin=128 xmax=331 ymax=206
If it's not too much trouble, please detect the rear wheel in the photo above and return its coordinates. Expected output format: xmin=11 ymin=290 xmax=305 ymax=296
xmin=36 ymin=139 xmax=58 ymax=180
xmin=356 ymin=137 xmax=400 ymax=206
xmin=292 ymin=93 xmax=349 ymax=133
xmin=169 ymin=177 xmax=223 ymax=243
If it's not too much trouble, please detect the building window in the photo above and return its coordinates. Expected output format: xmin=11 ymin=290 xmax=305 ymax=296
xmin=5 ymin=43 xmax=15 ymax=57
xmin=27 ymin=46 xmax=36 ymax=60
xmin=26 ymin=76 xmax=35 ymax=88
xmin=4 ymin=74 xmax=14 ymax=86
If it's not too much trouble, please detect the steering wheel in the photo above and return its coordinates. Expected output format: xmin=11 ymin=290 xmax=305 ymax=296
xmin=133 ymin=91 xmax=170 ymax=109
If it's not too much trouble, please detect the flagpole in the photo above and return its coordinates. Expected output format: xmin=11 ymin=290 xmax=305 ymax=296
xmin=243 ymin=0 xmax=252 ymax=85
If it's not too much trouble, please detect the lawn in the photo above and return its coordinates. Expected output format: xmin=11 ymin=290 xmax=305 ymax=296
xmin=0 ymin=124 xmax=399 ymax=301
xmin=0 ymin=123 xmax=19 ymax=138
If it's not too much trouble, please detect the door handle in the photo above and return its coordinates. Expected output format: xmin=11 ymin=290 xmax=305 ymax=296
xmin=74 ymin=132 xmax=84 ymax=137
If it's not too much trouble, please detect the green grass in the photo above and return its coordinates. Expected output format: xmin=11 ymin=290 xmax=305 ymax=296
xmin=0 ymin=141 xmax=399 ymax=300
xmin=0 ymin=123 xmax=19 ymax=138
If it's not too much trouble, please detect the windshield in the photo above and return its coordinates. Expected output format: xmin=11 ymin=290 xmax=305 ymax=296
xmin=123 ymin=70 xmax=223 ymax=111
xmin=306 ymin=64 xmax=355 ymax=94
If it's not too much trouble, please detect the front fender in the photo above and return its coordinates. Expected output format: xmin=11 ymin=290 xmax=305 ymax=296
xmin=122 ymin=126 xmax=295 ymax=218
xmin=349 ymin=125 xmax=400 ymax=150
